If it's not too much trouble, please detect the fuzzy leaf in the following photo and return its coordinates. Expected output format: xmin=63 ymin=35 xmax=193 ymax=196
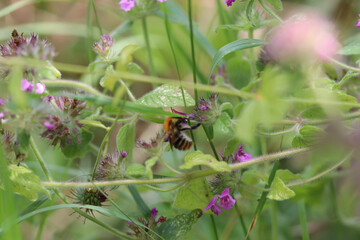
xmin=8 ymin=165 xmax=51 ymax=201
xmin=116 ymin=123 xmax=135 ymax=161
xmin=174 ymin=178 xmax=210 ymax=210
xmin=78 ymin=119 xmax=108 ymax=130
xmin=145 ymin=157 xmax=158 ymax=179
xmin=61 ymin=130 xmax=93 ymax=158
xmin=275 ymin=169 xmax=302 ymax=184
xmin=156 ymin=209 xmax=203 ymax=240
xmin=292 ymin=126 xmax=324 ymax=148
xmin=100 ymin=65 xmax=118 ymax=91
xmin=223 ymin=138 xmax=238 ymax=157
xmin=126 ymin=163 xmax=146 ymax=177
xmin=136 ymin=84 xmax=195 ymax=108
xmin=267 ymin=177 xmax=295 ymax=201
xmin=214 ymin=112 xmax=234 ymax=135
xmin=180 ymin=151 xmax=231 ymax=172
xmin=338 ymin=41 xmax=360 ymax=55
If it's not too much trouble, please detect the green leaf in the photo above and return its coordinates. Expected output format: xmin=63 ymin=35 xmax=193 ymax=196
xmin=136 ymin=84 xmax=195 ymax=108
xmin=61 ymin=130 xmax=93 ymax=158
xmin=16 ymin=129 xmax=30 ymax=153
xmin=208 ymin=39 xmax=266 ymax=81
xmin=116 ymin=44 xmax=139 ymax=71
xmin=116 ymin=123 xmax=135 ymax=161
xmin=127 ymin=185 xmax=151 ymax=218
xmin=338 ymin=41 xmax=360 ymax=55
xmin=100 ymin=65 xmax=118 ymax=91
xmin=8 ymin=164 xmax=51 ymax=201
xmin=156 ymin=209 xmax=203 ymax=240
xmin=223 ymin=138 xmax=238 ymax=157
xmin=275 ymin=169 xmax=302 ymax=184
xmin=174 ymin=178 xmax=210 ymax=210
xmin=292 ymin=126 xmax=324 ymax=148
xmin=214 ymin=112 xmax=234 ymax=135
xmin=227 ymin=57 xmax=251 ymax=89
xmin=126 ymin=163 xmax=146 ymax=177
xmin=180 ymin=151 xmax=231 ymax=172
xmin=126 ymin=62 xmax=144 ymax=74
xmin=267 ymin=177 xmax=295 ymax=201
xmin=246 ymin=0 xmax=256 ymax=26
xmin=266 ymin=0 xmax=283 ymax=11
xmin=39 ymin=61 xmax=61 ymax=80
xmin=78 ymin=119 xmax=108 ymax=130
xmin=19 ymin=195 xmax=49 ymax=217
xmin=145 ymin=157 xmax=158 ymax=179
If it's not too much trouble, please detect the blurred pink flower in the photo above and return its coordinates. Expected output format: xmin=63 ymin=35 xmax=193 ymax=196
xmin=119 ymin=0 xmax=135 ymax=12
xmin=157 ymin=0 xmax=167 ymax=2
xmin=268 ymin=12 xmax=339 ymax=62
xmin=35 ymin=83 xmax=46 ymax=94
xmin=21 ymin=79 xmax=34 ymax=92
xmin=357 ymin=14 xmax=360 ymax=28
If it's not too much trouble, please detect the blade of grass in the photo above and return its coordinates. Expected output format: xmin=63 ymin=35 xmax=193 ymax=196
xmin=298 ymin=200 xmax=310 ymax=240
xmin=141 ymin=17 xmax=156 ymax=76
xmin=188 ymin=0 xmax=198 ymax=103
xmin=87 ymin=0 xmax=95 ymax=63
xmin=91 ymin=0 xmax=103 ymax=36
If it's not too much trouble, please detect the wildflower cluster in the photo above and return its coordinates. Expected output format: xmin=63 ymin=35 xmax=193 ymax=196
xmin=204 ymin=188 xmax=236 ymax=216
xmin=40 ymin=96 xmax=86 ymax=148
xmin=127 ymin=208 xmax=166 ymax=238
xmin=136 ymin=131 xmax=167 ymax=157
xmin=225 ymin=0 xmax=236 ymax=7
xmin=93 ymin=34 xmax=113 ymax=58
xmin=193 ymin=93 xmax=220 ymax=126
xmin=95 ymin=151 xmax=128 ymax=180
xmin=71 ymin=188 xmax=107 ymax=216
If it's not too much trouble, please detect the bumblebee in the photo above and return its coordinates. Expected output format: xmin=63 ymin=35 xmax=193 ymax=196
xmin=163 ymin=117 xmax=201 ymax=151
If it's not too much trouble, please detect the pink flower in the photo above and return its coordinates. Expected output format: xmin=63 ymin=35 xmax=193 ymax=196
xmin=121 ymin=151 xmax=127 ymax=157
xmin=119 ymin=0 xmax=135 ymax=12
xmin=44 ymin=121 xmax=56 ymax=130
xmin=0 ymin=112 xmax=4 ymax=119
xmin=21 ymin=79 xmax=34 ymax=92
xmin=268 ymin=12 xmax=339 ymax=62
xmin=234 ymin=145 xmax=252 ymax=163
xmin=225 ymin=0 xmax=236 ymax=6
xmin=357 ymin=14 xmax=360 ymax=28
xmin=204 ymin=195 xmax=221 ymax=216
xmin=218 ymin=188 xmax=236 ymax=209
xmin=157 ymin=0 xmax=167 ymax=2
xmin=0 ymin=98 xmax=3 ymax=105
xmin=35 ymin=83 xmax=46 ymax=94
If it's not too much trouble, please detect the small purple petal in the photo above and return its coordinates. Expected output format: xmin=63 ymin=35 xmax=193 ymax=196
xmin=0 ymin=98 xmax=3 ymax=105
xmin=44 ymin=95 xmax=54 ymax=102
xmin=157 ymin=0 xmax=167 ymax=2
xmin=218 ymin=187 xmax=236 ymax=209
xmin=21 ymin=79 xmax=34 ymax=92
xmin=44 ymin=121 xmax=56 ymax=130
xmin=0 ymin=112 xmax=4 ymax=119
xmin=35 ymin=83 xmax=46 ymax=94
xmin=119 ymin=0 xmax=136 ymax=12
xmin=151 ymin=208 xmax=158 ymax=219
xmin=201 ymin=105 xmax=207 ymax=111
xmin=204 ymin=195 xmax=222 ymax=216
xmin=121 ymin=151 xmax=127 ymax=157
xmin=234 ymin=145 xmax=252 ymax=163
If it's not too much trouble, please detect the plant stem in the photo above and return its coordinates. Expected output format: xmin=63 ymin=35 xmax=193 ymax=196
xmin=329 ymin=57 xmax=360 ymax=72
xmin=159 ymin=156 xmax=184 ymax=175
xmin=271 ymin=201 xmax=278 ymax=240
xmin=41 ymin=147 xmax=310 ymax=188
xmin=202 ymin=126 xmax=219 ymax=160
xmin=30 ymin=137 xmax=132 ymax=239
xmin=298 ymin=200 xmax=310 ymax=240
xmin=188 ymin=0 xmax=198 ymax=103
xmin=210 ymin=214 xmax=219 ymax=240
xmin=118 ymin=78 xmax=136 ymax=102
xmin=141 ymin=17 xmax=156 ymax=77
xmin=235 ymin=202 xmax=250 ymax=239
xmin=258 ymin=0 xmax=283 ymax=22
xmin=91 ymin=115 xmax=119 ymax=180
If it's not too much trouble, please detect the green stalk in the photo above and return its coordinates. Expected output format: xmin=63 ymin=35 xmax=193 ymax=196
xmin=298 ymin=200 xmax=310 ymax=240
xmin=202 ymin=126 xmax=219 ymax=160
xmin=90 ymin=0 xmax=103 ymax=36
xmin=210 ymin=215 xmax=219 ymax=240
xmin=271 ymin=201 xmax=278 ymax=240
xmin=141 ymin=17 xmax=156 ymax=76
xmin=258 ymin=0 xmax=283 ymax=22
xmin=188 ymin=0 xmax=198 ymax=103
xmin=235 ymin=202 xmax=250 ymax=239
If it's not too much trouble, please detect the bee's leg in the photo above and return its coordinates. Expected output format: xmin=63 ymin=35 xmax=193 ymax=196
xmin=178 ymin=122 xmax=201 ymax=131
xmin=190 ymin=122 xmax=201 ymax=130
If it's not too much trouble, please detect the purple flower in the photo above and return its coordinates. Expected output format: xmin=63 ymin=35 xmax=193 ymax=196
xmin=157 ymin=0 xmax=167 ymax=2
xmin=44 ymin=95 xmax=54 ymax=102
xmin=0 ymin=112 xmax=4 ymax=119
xmin=151 ymin=208 xmax=158 ymax=219
xmin=357 ymin=14 xmax=360 ymax=28
xmin=121 ymin=151 xmax=127 ymax=157
xmin=21 ymin=79 xmax=34 ymax=92
xmin=0 ymin=98 xmax=3 ymax=105
xmin=203 ymin=195 xmax=222 ymax=216
xmin=119 ymin=0 xmax=136 ymax=12
xmin=218 ymin=187 xmax=235 ymax=209
xmin=93 ymin=34 xmax=114 ymax=57
xmin=102 ymin=34 xmax=113 ymax=48
xmin=35 ymin=83 xmax=46 ymax=94
xmin=225 ymin=0 xmax=236 ymax=7
xmin=234 ymin=145 xmax=252 ymax=163
xmin=171 ymin=108 xmax=195 ymax=119
xmin=44 ymin=121 xmax=56 ymax=130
